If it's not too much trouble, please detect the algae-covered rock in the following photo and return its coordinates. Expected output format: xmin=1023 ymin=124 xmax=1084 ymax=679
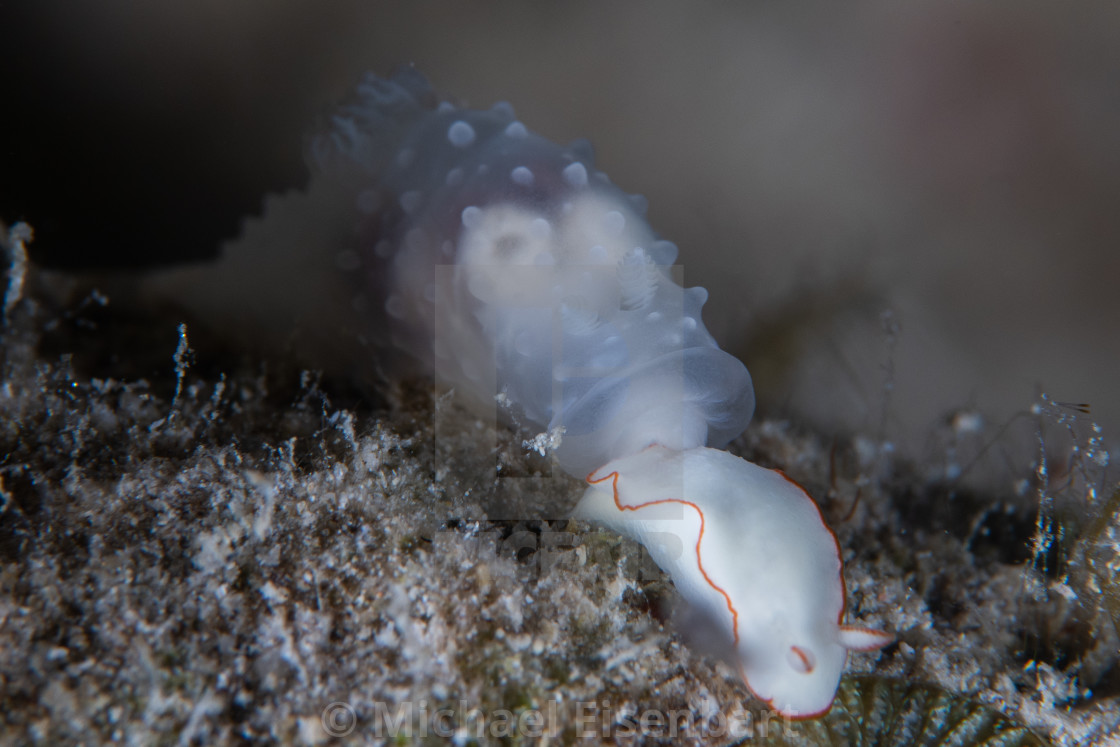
xmin=0 ymin=225 xmax=1111 ymax=745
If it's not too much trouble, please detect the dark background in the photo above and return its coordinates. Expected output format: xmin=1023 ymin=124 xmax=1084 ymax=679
xmin=3 ymin=1 xmax=1119 ymax=469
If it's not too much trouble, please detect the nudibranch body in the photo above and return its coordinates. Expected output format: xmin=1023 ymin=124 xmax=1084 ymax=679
xmin=579 ymin=446 xmax=892 ymax=716
xmin=309 ymin=67 xmax=755 ymax=477
xmin=302 ymin=67 xmax=889 ymax=717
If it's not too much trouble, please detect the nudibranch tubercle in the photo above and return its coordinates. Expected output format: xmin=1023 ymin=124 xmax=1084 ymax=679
xmin=304 ymin=67 xmax=891 ymax=716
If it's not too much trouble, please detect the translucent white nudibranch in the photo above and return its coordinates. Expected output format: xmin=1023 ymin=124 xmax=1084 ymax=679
xmin=144 ymin=66 xmax=890 ymax=718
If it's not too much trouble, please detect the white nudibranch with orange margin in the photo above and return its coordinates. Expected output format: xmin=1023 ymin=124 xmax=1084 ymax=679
xmin=307 ymin=66 xmax=891 ymax=717
xmin=579 ymin=446 xmax=893 ymax=716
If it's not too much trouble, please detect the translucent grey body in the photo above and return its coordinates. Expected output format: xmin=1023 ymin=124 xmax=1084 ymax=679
xmin=312 ymin=68 xmax=754 ymax=476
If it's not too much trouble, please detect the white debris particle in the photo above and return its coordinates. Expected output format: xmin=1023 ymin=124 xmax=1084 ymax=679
xmin=522 ymin=426 xmax=565 ymax=456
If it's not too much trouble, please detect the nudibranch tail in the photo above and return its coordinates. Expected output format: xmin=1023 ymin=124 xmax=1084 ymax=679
xmin=838 ymin=625 xmax=894 ymax=652
xmin=576 ymin=445 xmax=891 ymax=717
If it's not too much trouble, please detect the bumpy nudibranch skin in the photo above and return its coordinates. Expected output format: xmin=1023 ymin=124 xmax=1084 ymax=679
xmin=310 ymin=67 xmax=754 ymax=476
xmin=308 ymin=67 xmax=890 ymax=717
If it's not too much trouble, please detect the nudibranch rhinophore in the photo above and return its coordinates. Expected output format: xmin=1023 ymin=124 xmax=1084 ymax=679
xmin=174 ymin=66 xmax=891 ymax=717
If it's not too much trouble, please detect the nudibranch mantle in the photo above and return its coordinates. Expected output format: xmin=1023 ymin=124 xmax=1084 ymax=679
xmin=577 ymin=445 xmax=891 ymax=717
